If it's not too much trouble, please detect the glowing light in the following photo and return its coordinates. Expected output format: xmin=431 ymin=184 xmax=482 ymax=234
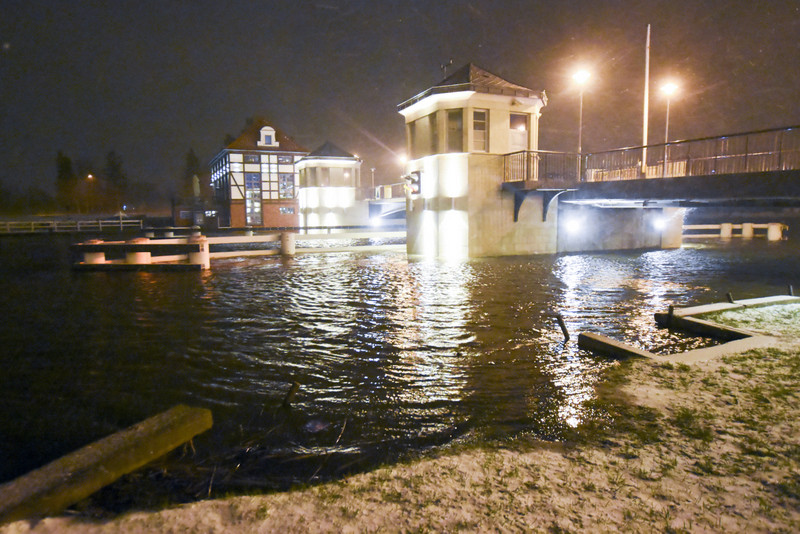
xmin=563 ymin=216 xmax=584 ymax=235
xmin=397 ymin=153 xmax=408 ymax=165
xmin=572 ymin=69 xmax=591 ymax=86
xmin=418 ymin=210 xmax=438 ymax=257
xmin=661 ymin=81 xmax=679 ymax=97
xmin=439 ymin=153 xmax=469 ymax=198
xmin=438 ymin=209 xmax=469 ymax=260
xmin=652 ymin=216 xmax=667 ymax=231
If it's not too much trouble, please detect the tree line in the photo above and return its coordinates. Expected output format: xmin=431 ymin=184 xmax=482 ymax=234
xmin=0 ymin=149 xmax=207 ymax=216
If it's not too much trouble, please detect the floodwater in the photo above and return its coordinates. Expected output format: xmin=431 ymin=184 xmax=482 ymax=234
xmin=0 ymin=233 xmax=797 ymax=503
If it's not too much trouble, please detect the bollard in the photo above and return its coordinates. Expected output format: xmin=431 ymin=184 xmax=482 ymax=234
xmin=741 ymin=222 xmax=754 ymax=239
xmin=726 ymin=292 xmax=735 ymax=303
xmin=719 ymin=223 xmax=733 ymax=239
xmin=282 ymin=381 xmax=301 ymax=408
xmin=281 ymin=232 xmax=296 ymax=256
xmin=188 ymin=235 xmax=210 ymax=270
xmin=789 ymin=285 xmax=794 ymax=297
xmin=83 ymin=239 xmax=106 ymax=265
xmin=125 ymin=237 xmax=151 ymax=265
xmin=767 ymin=223 xmax=783 ymax=241
xmin=555 ymin=313 xmax=570 ymax=342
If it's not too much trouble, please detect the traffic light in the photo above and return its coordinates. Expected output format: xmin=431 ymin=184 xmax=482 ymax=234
xmin=405 ymin=171 xmax=421 ymax=195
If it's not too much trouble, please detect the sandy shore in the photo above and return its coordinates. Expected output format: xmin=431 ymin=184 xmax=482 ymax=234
xmin=3 ymin=336 xmax=799 ymax=532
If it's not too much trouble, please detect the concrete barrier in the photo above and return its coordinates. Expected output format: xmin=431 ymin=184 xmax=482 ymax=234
xmin=577 ymin=332 xmax=656 ymax=359
xmin=0 ymin=404 xmax=212 ymax=524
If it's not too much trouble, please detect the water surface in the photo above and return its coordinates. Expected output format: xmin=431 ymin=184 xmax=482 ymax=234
xmin=0 ymin=235 xmax=797 ymax=500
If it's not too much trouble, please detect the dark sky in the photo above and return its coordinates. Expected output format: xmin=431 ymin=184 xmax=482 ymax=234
xmin=1 ymin=0 xmax=799 ymax=194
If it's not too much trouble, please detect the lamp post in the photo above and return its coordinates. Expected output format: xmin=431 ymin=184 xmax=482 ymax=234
xmin=661 ymin=82 xmax=678 ymax=178
xmin=86 ymin=174 xmax=94 ymax=214
xmin=573 ymin=69 xmax=590 ymax=180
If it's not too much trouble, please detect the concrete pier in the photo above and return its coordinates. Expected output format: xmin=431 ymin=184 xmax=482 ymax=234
xmin=188 ymin=235 xmax=210 ymax=269
xmin=281 ymin=232 xmax=296 ymax=256
xmin=125 ymin=237 xmax=152 ymax=265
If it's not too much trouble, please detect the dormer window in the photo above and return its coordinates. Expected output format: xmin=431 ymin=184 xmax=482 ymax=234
xmin=257 ymin=126 xmax=279 ymax=147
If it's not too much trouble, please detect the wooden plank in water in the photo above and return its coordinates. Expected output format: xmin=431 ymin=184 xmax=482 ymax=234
xmin=0 ymin=404 xmax=213 ymax=525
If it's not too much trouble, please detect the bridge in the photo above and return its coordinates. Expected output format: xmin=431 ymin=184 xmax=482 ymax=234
xmin=502 ymin=125 xmax=800 ymax=221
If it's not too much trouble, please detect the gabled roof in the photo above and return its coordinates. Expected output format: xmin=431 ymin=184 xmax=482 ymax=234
xmin=306 ymin=141 xmax=357 ymax=159
xmin=225 ymin=119 xmax=309 ymax=153
xmin=398 ymin=63 xmax=546 ymax=111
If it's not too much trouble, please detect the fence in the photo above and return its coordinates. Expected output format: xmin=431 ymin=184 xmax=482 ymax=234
xmin=585 ymin=125 xmax=800 ymax=181
xmin=0 ymin=219 xmax=143 ymax=234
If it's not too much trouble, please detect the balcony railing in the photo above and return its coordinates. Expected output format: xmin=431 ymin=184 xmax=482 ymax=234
xmin=504 ymin=150 xmax=580 ymax=183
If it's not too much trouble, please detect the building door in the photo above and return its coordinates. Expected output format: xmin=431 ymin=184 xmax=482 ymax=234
xmin=245 ymin=173 xmax=262 ymax=226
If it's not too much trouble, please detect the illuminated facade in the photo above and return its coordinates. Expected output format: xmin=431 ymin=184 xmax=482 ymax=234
xmin=210 ymin=120 xmax=308 ymax=228
xmin=398 ymin=63 xmax=549 ymax=259
xmin=399 ymin=64 xmax=685 ymax=259
xmin=297 ymin=141 xmax=368 ymax=228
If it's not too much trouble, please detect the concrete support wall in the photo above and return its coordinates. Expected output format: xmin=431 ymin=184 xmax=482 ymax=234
xmin=405 ymin=153 xmax=560 ymax=259
xmin=558 ymin=205 xmax=685 ymax=253
xmin=468 ymin=154 xmax=557 ymax=257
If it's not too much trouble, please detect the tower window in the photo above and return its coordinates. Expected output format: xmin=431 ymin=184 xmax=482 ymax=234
xmin=446 ymin=109 xmax=463 ymax=153
xmin=473 ymin=109 xmax=488 ymax=152
xmin=510 ymin=113 xmax=529 ymax=152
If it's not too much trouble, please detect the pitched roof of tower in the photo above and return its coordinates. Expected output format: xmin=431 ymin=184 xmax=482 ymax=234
xmin=306 ymin=141 xmax=357 ymax=159
xmin=225 ymin=118 xmax=309 ymax=153
xmin=398 ymin=63 xmax=546 ymax=110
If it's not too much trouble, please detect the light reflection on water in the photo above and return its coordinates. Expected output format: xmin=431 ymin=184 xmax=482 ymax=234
xmin=0 ymin=236 xmax=798 ymax=495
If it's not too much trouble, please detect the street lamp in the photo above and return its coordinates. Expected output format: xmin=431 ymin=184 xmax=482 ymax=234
xmin=573 ymin=69 xmax=591 ymax=180
xmin=661 ymin=81 xmax=679 ymax=177
xmin=86 ymin=174 xmax=94 ymax=214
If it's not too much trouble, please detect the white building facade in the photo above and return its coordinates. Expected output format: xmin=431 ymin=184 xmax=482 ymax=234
xmin=297 ymin=141 xmax=368 ymax=228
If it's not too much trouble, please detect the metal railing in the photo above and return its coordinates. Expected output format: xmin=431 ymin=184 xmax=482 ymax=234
xmin=504 ymin=150 xmax=580 ymax=183
xmin=504 ymin=125 xmax=800 ymax=184
xmin=585 ymin=125 xmax=800 ymax=181
xmin=0 ymin=219 xmax=144 ymax=234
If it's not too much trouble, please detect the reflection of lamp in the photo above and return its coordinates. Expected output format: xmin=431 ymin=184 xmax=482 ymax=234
xmin=661 ymin=81 xmax=679 ymax=177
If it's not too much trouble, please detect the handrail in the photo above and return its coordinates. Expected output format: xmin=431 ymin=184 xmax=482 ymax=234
xmin=586 ymin=125 xmax=800 ymax=156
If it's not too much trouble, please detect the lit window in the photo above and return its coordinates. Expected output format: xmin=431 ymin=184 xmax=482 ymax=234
xmin=257 ymin=126 xmax=278 ymax=148
xmin=279 ymin=207 xmax=295 ymax=214
xmin=446 ymin=109 xmax=463 ymax=153
xmin=473 ymin=109 xmax=488 ymax=152
xmin=278 ymin=174 xmax=295 ymax=198
xmin=510 ymin=113 xmax=528 ymax=152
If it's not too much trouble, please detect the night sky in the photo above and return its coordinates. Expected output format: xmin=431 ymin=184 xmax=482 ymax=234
xmin=1 ymin=0 xmax=799 ymax=196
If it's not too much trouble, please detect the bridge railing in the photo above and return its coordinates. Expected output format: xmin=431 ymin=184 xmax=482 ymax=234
xmin=585 ymin=125 xmax=800 ymax=181
xmin=504 ymin=150 xmax=580 ymax=183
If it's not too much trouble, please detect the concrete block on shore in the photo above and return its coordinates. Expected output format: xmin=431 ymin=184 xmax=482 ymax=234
xmin=578 ymin=332 xmax=656 ymax=360
xmin=0 ymin=404 xmax=212 ymax=525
